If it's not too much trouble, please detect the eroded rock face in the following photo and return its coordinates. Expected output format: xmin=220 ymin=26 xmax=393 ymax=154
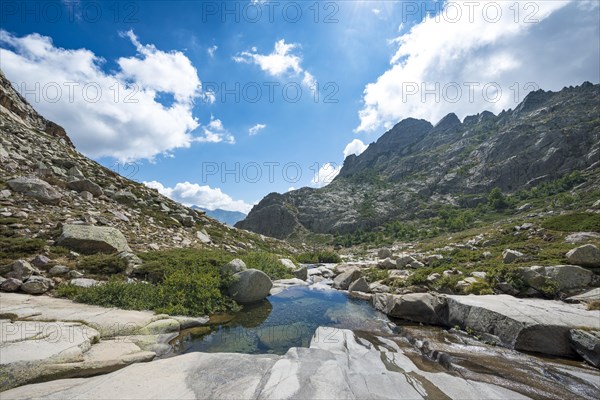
xmin=228 ymin=269 xmax=273 ymax=303
xmin=373 ymin=293 xmax=446 ymax=325
xmin=6 ymin=177 xmax=62 ymax=205
xmin=566 ymin=244 xmax=600 ymax=268
xmin=2 ymin=327 xmax=535 ymax=400
xmin=569 ymin=329 xmax=600 ymax=368
xmin=520 ymin=265 xmax=594 ymax=291
xmin=57 ymin=224 xmax=131 ymax=254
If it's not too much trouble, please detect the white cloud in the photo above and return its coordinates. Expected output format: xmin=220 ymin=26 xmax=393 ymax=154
xmin=287 ymin=187 xmax=296 ymax=192
xmin=248 ymin=123 xmax=266 ymax=135
xmin=0 ymin=30 xmax=224 ymax=161
xmin=234 ymin=39 xmax=316 ymax=89
xmin=372 ymin=8 xmax=381 ymax=16
xmin=196 ymin=115 xmax=235 ymax=144
xmin=144 ymin=180 xmax=252 ymax=213
xmin=311 ymin=162 xmax=342 ymax=187
xmin=343 ymin=139 xmax=368 ymax=158
xmin=356 ymin=0 xmax=599 ymax=133
xmin=207 ymin=45 xmax=218 ymax=57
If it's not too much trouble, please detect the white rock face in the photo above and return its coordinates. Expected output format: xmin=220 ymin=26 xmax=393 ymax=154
xmin=2 ymin=328 xmax=529 ymax=400
xmin=566 ymin=244 xmax=600 ymax=267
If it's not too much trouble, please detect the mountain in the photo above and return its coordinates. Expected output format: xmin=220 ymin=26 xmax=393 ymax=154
xmin=192 ymin=206 xmax=246 ymax=226
xmin=0 ymin=70 xmax=290 ymax=259
xmin=236 ymin=82 xmax=600 ymax=239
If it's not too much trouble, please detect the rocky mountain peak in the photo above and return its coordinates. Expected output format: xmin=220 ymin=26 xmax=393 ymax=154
xmin=0 ymin=70 xmax=74 ymax=147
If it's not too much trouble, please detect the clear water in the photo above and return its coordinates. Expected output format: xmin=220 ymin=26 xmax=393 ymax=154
xmin=171 ymin=285 xmax=391 ymax=355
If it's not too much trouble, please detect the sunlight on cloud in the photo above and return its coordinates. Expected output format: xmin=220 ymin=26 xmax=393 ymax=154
xmin=343 ymin=139 xmax=368 ymax=158
xmin=234 ymin=39 xmax=316 ymax=89
xmin=311 ymin=162 xmax=341 ymax=188
xmin=356 ymin=0 xmax=598 ymax=133
xmin=248 ymin=123 xmax=266 ymax=136
xmin=144 ymin=180 xmax=251 ymax=213
xmin=196 ymin=115 xmax=235 ymax=144
xmin=0 ymin=30 xmax=225 ymax=161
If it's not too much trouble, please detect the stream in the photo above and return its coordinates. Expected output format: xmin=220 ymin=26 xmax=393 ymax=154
xmin=170 ymin=283 xmax=600 ymax=399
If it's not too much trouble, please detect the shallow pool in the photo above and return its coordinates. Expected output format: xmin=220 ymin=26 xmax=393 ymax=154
xmin=171 ymin=285 xmax=391 ymax=355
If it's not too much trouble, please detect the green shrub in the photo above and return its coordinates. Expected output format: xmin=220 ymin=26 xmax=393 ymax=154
xmin=363 ymin=268 xmax=389 ymax=283
xmin=488 ymin=187 xmax=511 ymax=210
xmin=0 ymin=237 xmax=46 ymax=263
xmin=465 ymin=280 xmax=492 ymax=295
xmin=538 ymin=278 xmax=560 ymax=298
xmin=487 ymin=265 xmax=525 ymax=291
xmin=296 ymin=250 xmax=341 ymax=264
xmin=541 ymin=213 xmax=600 ymax=232
xmin=405 ymin=269 xmax=433 ymax=286
xmin=78 ymin=254 xmax=128 ymax=275
xmin=242 ymin=252 xmax=294 ymax=280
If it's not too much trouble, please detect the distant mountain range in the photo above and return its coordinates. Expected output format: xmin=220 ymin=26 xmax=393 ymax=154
xmin=192 ymin=206 xmax=247 ymax=226
xmin=236 ymin=82 xmax=600 ymax=239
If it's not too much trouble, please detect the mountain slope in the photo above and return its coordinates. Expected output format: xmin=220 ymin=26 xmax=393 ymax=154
xmin=192 ymin=206 xmax=247 ymax=226
xmin=0 ymin=70 xmax=290 ymax=259
xmin=237 ymin=83 xmax=600 ymax=239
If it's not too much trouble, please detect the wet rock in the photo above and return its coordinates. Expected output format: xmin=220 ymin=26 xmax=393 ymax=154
xmin=566 ymin=244 xmax=600 ymax=267
xmin=7 ymin=176 xmax=62 ymax=205
xmin=502 ymin=249 xmax=524 ymax=264
xmin=292 ymin=265 xmax=308 ymax=281
xmin=332 ymin=268 xmax=361 ymax=290
xmin=348 ymin=277 xmax=370 ymax=293
xmin=21 ymin=275 xmax=53 ymax=294
xmin=228 ymin=269 xmax=272 ymax=304
xmin=57 ymin=224 xmax=131 ymax=254
xmin=569 ymin=329 xmax=600 ymax=368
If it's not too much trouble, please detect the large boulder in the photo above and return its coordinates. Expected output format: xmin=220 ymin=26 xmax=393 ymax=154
xmin=57 ymin=224 xmax=131 ymax=254
xmin=48 ymin=265 xmax=70 ymax=276
xmin=377 ymin=248 xmax=392 ymax=259
xmin=332 ymin=268 xmax=361 ymax=290
xmin=348 ymin=277 xmax=370 ymax=293
xmin=566 ymin=244 xmax=600 ymax=268
xmin=7 ymin=176 xmax=62 ymax=205
xmin=378 ymin=258 xmax=396 ymax=269
xmin=520 ymin=265 xmax=593 ymax=291
xmin=396 ymin=254 xmax=417 ymax=268
xmin=278 ymin=258 xmax=307 ymax=280
xmin=0 ymin=277 xmax=22 ymax=292
xmin=445 ymin=295 xmax=600 ymax=357
xmin=1 ymin=260 xmax=38 ymax=281
xmin=67 ymin=179 xmax=103 ymax=197
xmin=502 ymin=249 xmax=524 ymax=264
xmin=569 ymin=329 xmax=600 ymax=368
xmin=220 ymin=258 xmax=247 ymax=275
xmin=372 ymin=293 xmax=446 ymax=325
xmin=70 ymin=278 xmax=99 ymax=288
xmin=228 ymin=269 xmax=272 ymax=303
xmin=21 ymin=276 xmax=53 ymax=294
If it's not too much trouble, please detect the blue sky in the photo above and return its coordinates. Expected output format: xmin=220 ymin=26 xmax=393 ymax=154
xmin=1 ymin=1 xmax=599 ymax=212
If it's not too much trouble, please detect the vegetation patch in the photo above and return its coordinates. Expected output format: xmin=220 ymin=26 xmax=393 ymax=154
xmin=541 ymin=213 xmax=600 ymax=232
xmin=78 ymin=254 xmax=128 ymax=275
xmin=242 ymin=252 xmax=294 ymax=280
xmin=0 ymin=237 xmax=46 ymax=263
xmin=296 ymin=250 xmax=341 ymax=264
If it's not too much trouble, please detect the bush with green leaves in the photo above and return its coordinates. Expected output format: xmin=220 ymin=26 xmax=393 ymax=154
xmin=296 ymin=250 xmax=341 ymax=264
xmin=488 ymin=187 xmax=512 ymax=210
xmin=541 ymin=213 xmax=600 ymax=232
xmin=0 ymin=237 xmax=46 ymax=263
xmin=78 ymin=254 xmax=128 ymax=275
xmin=241 ymin=252 xmax=294 ymax=280
xmin=363 ymin=268 xmax=389 ymax=283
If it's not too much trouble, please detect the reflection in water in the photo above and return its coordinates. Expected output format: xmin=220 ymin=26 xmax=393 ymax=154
xmin=171 ymin=285 xmax=391 ymax=355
